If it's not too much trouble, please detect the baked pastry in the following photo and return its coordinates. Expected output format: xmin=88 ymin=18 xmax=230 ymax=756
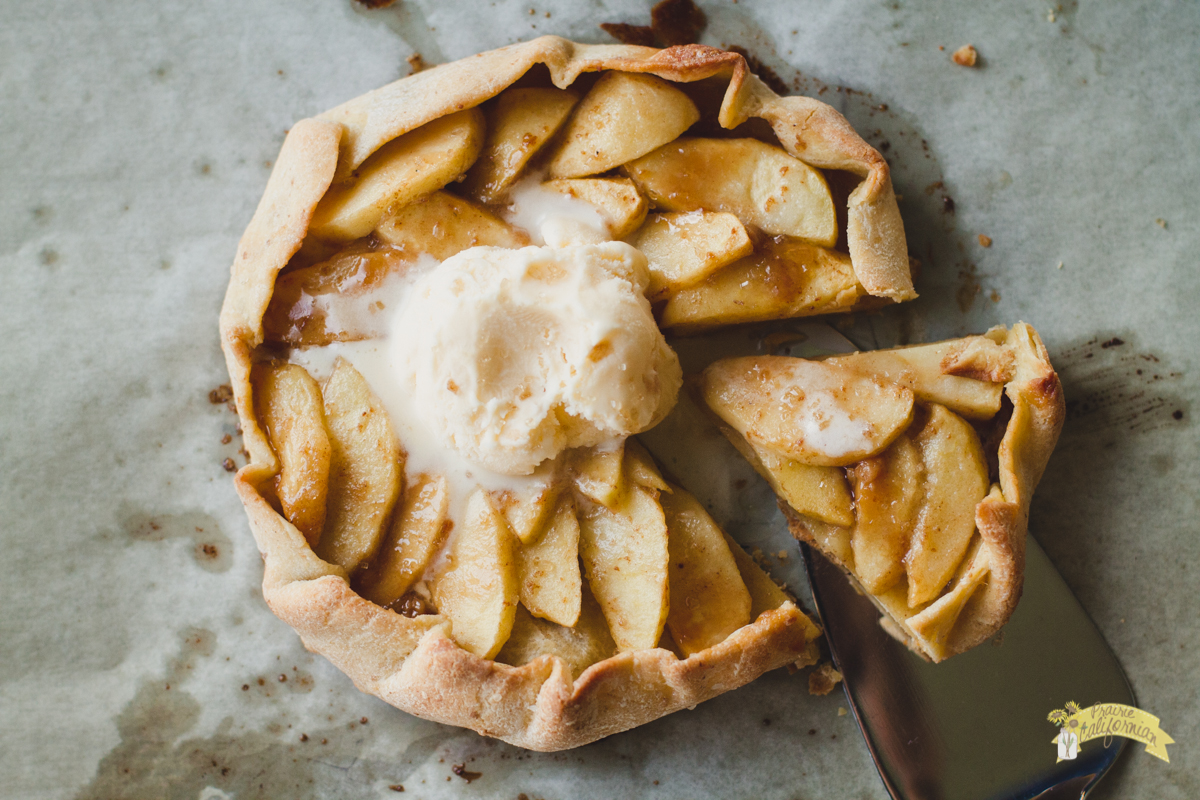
xmin=219 ymin=36 xmax=915 ymax=750
xmin=698 ymin=324 xmax=1065 ymax=662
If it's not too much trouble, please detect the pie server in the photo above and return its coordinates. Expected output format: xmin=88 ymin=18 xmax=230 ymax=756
xmin=802 ymin=531 xmax=1134 ymax=800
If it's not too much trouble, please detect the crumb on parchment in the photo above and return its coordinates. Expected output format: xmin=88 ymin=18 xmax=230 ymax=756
xmin=952 ymin=44 xmax=979 ymax=66
xmin=808 ymin=662 xmax=844 ymax=695
xmin=978 ymin=234 xmax=992 ymax=247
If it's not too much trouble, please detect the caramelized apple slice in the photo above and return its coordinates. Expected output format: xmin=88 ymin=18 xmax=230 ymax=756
xmin=494 ymin=480 xmax=562 ymax=545
xmin=822 ymin=337 xmax=1009 ymax=420
xmin=623 ymin=438 xmax=669 ymax=493
xmin=547 ymin=72 xmax=700 ymax=178
xmin=719 ymin=428 xmax=854 ymax=527
xmin=356 ymin=474 xmax=449 ymax=608
xmin=495 ymin=586 xmax=617 ymax=679
xmin=723 ymin=533 xmax=791 ymax=618
xmin=516 ymin=494 xmax=582 ymax=627
xmin=625 ymin=138 xmax=837 ymax=245
xmin=660 ymin=486 xmax=752 ymax=655
xmin=315 ymin=358 xmax=403 ymax=571
xmin=463 ymin=87 xmax=579 ymax=203
xmin=906 ymin=404 xmax=990 ymax=607
xmin=432 ymin=489 xmax=519 ymax=659
xmin=633 ymin=211 xmax=753 ymax=300
xmin=660 ymin=240 xmax=865 ymax=332
xmin=849 ymin=432 xmax=923 ymax=595
xmin=700 ymin=355 xmax=915 ymax=466
xmin=374 ymin=191 xmax=528 ymax=259
xmin=571 ymin=442 xmax=626 ymax=509
xmin=309 ymin=109 xmax=485 ymax=241
xmin=542 ymin=178 xmax=648 ymax=239
xmin=252 ymin=362 xmax=331 ymax=546
xmin=263 ymin=244 xmax=415 ymax=347
xmin=577 ymin=486 xmax=669 ymax=652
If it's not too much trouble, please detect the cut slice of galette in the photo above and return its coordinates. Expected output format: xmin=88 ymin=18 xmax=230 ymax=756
xmin=698 ymin=324 xmax=1064 ymax=661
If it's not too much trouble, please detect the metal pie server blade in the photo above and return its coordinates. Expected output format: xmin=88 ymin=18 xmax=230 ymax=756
xmin=803 ymin=536 xmax=1134 ymax=800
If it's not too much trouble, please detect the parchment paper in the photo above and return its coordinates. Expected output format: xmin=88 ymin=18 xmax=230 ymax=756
xmin=2 ymin=1 xmax=1197 ymax=798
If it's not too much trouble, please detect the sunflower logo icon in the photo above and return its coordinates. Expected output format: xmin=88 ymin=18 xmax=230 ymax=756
xmin=1048 ymin=701 xmax=1084 ymax=760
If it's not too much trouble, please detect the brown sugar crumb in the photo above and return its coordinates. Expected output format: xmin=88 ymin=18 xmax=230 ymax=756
xmin=354 ymin=0 xmax=396 ymax=8
xmin=451 ymin=764 xmax=482 ymax=783
xmin=952 ymin=44 xmax=979 ymax=67
xmin=599 ymin=22 xmax=658 ymax=47
xmin=222 ymin=458 xmax=237 ymax=473
xmin=978 ymin=234 xmax=992 ymax=248
xmin=209 ymin=384 xmax=233 ymax=404
xmin=361 ymin=716 xmax=369 ymax=724
xmin=406 ymin=53 xmax=426 ymax=74
xmin=300 ymin=733 xmax=309 ymax=742
xmin=808 ymin=662 xmax=844 ymax=696
xmin=388 ymin=786 xmax=404 ymax=793
xmin=220 ymin=433 xmax=232 ymax=445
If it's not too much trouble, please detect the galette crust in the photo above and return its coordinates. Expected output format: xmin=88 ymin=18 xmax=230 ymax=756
xmin=217 ymin=37 xmax=888 ymax=750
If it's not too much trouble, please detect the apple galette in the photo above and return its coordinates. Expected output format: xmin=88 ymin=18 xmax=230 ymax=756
xmin=698 ymin=324 xmax=1065 ymax=662
xmin=220 ymin=36 xmax=917 ymax=750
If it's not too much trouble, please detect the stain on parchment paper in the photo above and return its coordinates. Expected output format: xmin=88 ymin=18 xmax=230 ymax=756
xmin=1052 ymin=334 xmax=1187 ymax=436
xmin=75 ymin=629 xmax=458 ymax=800
xmin=124 ymin=507 xmax=233 ymax=573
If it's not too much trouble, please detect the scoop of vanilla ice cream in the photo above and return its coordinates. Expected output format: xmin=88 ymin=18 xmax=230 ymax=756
xmin=392 ymin=242 xmax=681 ymax=475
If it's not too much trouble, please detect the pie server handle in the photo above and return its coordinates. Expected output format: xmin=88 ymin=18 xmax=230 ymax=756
xmin=801 ymin=535 xmax=1134 ymax=800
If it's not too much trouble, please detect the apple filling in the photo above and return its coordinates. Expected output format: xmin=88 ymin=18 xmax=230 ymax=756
xmin=700 ymin=325 xmax=1061 ymax=662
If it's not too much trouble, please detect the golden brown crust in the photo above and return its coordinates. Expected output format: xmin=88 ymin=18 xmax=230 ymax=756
xmin=219 ymin=38 xmax=860 ymax=750
xmin=781 ymin=324 xmax=1063 ymax=661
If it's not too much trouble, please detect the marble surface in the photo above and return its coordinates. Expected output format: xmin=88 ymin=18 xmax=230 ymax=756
xmin=2 ymin=1 xmax=1197 ymax=798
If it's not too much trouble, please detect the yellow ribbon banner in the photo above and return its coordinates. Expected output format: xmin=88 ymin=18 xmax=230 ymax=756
xmin=1050 ymin=703 xmax=1174 ymax=763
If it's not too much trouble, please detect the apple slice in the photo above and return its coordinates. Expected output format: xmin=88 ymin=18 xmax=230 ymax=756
xmin=660 ymin=486 xmax=752 ymax=655
xmin=660 ymin=239 xmax=864 ymax=332
xmin=493 ymin=480 xmax=562 ymax=545
xmin=309 ymin=109 xmax=485 ymax=242
xmin=263 ymin=244 xmax=414 ymax=347
xmin=495 ymin=585 xmax=617 ymax=679
xmin=625 ymin=138 xmax=837 ymax=245
xmin=432 ymin=489 xmax=519 ymax=659
xmin=356 ymin=474 xmax=449 ymax=608
xmin=516 ymin=493 xmax=582 ymax=627
xmin=315 ymin=358 xmax=403 ymax=571
xmin=723 ymin=533 xmax=791 ymax=618
xmin=374 ymin=191 xmax=528 ymax=259
xmin=700 ymin=355 xmax=915 ymax=466
xmin=463 ymin=87 xmax=579 ymax=203
xmin=252 ymin=361 xmax=331 ymax=547
xmin=623 ymin=438 xmax=669 ymax=493
xmin=571 ymin=442 xmax=626 ymax=509
xmin=577 ymin=486 xmax=669 ymax=652
xmin=822 ymin=337 xmax=1008 ymax=420
xmin=542 ymin=178 xmax=649 ymax=239
xmin=632 ymin=211 xmax=754 ymax=300
xmin=721 ymin=428 xmax=854 ymax=527
xmin=548 ymin=72 xmax=699 ymax=179
xmin=849 ymin=432 xmax=923 ymax=595
xmin=906 ymin=404 xmax=990 ymax=607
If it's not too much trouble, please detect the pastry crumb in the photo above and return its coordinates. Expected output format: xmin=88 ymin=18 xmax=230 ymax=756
xmin=406 ymin=53 xmax=426 ymax=74
xmin=388 ymin=784 xmax=404 ymax=792
xmin=808 ymin=662 xmax=843 ymax=695
xmin=952 ymin=45 xmax=979 ymax=67
xmin=1156 ymin=218 xmax=1168 ymax=229
xmin=1056 ymin=261 xmax=1064 ymax=270
xmin=837 ymin=706 xmax=848 ymax=716
xmin=222 ymin=458 xmax=237 ymax=473
xmin=209 ymin=384 xmax=233 ymax=404
xmin=776 ymin=550 xmax=788 ymax=560
xmin=353 ymin=0 xmax=396 ymax=8
xmin=978 ymin=234 xmax=992 ymax=247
